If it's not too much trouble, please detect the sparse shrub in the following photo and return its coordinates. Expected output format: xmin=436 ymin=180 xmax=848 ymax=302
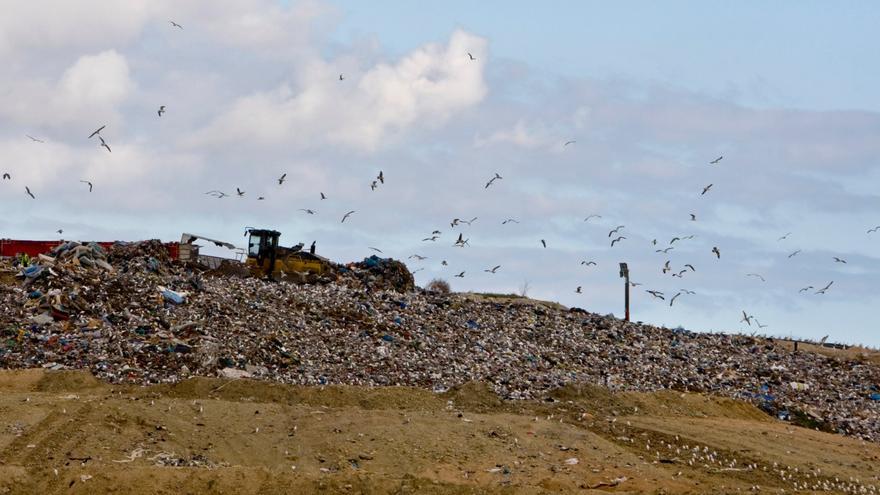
xmin=426 ymin=278 xmax=451 ymax=294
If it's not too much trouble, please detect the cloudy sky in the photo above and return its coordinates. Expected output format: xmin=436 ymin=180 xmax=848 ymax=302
xmin=2 ymin=1 xmax=879 ymax=345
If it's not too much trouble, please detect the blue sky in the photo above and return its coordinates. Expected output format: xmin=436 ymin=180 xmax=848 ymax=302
xmin=1 ymin=0 xmax=878 ymax=346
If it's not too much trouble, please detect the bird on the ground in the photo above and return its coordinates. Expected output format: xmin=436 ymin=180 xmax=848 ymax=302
xmin=298 ymin=209 xmax=316 ymax=214
xmin=608 ymin=225 xmax=624 ymax=237
xmin=611 ymin=236 xmax=626 ymax=247
xmin=778 ymin=232 xmax=792 ymax=241
xmin=278 ymin=173 xmax=287 ymax=185
xmin=454 ymin=271 xmax=465 ymax=278
xmin=669 ymin=292 xmax=682 ymax=306
xmin=684 ymin=264 xmax=695 ymax=272
xmin=564 ymin=140 xmax=576 ymax=146
xmin=868 ymin=226 xmax=880 ymax=234
xmin=236 ymin=188 xmax=245 ymax=197
xmin=377 ymin=171 xmax=384 ymax=184
xmin=369 ymin=247 xmax=382 ymax=253
xmin=484 ymin=265 xmax=501 ymax=274
xmin=788 ymin=250 xmax=801 ymax=258
xmin=99 ymin=136 xmax=111 ymax=153
xmin=25 ymin=186 xmax=35 ymax=199
xmin=88 ymin=125 xmax=105 ymax=139
xmin=2 ymin=173 xmax=9 ymax=180
xmin=169 ymin=20 xmax=183 ymax=29
xmin=320 ymin=192 xmax=326 ymax=200
xmin=467 ymin=52 xmax=476 ymax=61
xmin=689 ymin=213 xmax=696 ymax=221
xmin=540 ymin=239 xmax=546 ymax=248
xmin=712 ymin=247 xmax=721 ymax=259
xmin=656 ymin=247 xmax=674 ymax=253
xmin=341 ymin=210 xmax=355 ymax=223
xmin=584 ymin=214 xmax=601 ymax=222
xmin=80 ymin=180 xmax=93 ymax=192
xmin=798 ymin=286 xmax=813 ymax=293
xmin=833 ymin=257 xmax=846 ymax=264
xmin=575 ymin=286 xmax=582 ymax=293
xmin=710 ymin=156 xmax=723 ymax=164
xmin=409 ymin=254 xmax=428 ymax=261
xmin=701 ymin=184 xmax=713 ymax=195
xmin=815 ymin=281 xmax=833 ymax=294
xmin=580 ymin=261 xmax=596 ymax=266
xmin=502 ymin=218 xmax=519 ymax=225
xmin=485 ymin=172 xmax=502 ymax=189
xmin=158 ymin=105 xmax=165 ymax=117
xmin=747 ymin=273 xmax=766 ymax=282
xmin=740 ymin=311 xmax=753 ymax=326
xmin=646 ymin=290 xmax=665 ymax=300
xmin=662 ymin=260 xmax=671 ymax=274
xmin=26 ymin=135 xmax=44 ymax=143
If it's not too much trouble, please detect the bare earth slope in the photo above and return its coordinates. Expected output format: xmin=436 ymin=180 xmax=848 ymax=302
xmin=0 ymin=370 xmax=877 ymax=494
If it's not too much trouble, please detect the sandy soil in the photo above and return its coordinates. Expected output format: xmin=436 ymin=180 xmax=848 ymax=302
xmin=0 ymin=370 xmax=877 ymax=494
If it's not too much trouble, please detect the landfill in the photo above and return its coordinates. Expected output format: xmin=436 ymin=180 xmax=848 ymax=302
xmin=1 ymin=241 xmax=878 ymax=444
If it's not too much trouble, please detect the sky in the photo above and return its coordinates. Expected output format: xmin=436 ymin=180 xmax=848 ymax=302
xmin=1 ymin=1 xmax=878 ymax=346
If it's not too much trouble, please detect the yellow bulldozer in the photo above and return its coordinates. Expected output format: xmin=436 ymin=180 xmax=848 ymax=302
xmin=244 ymin=228 xmax=330 ymax=279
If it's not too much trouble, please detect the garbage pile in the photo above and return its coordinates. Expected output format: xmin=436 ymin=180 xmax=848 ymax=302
xmin=336 ymin=255 xmax=415 ymax=292
xmin=1 ymin=245 xmax=878 ymax=443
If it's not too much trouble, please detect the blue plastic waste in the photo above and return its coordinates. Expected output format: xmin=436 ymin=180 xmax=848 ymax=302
xmin=162 ymin=290 xmax=185 ymax=304
xmin=870 ymin=393 xmax=880 ymax=401
xmin=382 ymin=334 xmax=394 ymax=342
xmin=23 ymin=265 xmax=43 ymax=279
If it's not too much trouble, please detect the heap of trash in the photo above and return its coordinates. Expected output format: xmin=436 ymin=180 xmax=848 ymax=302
xmin=1 ymin=242 xmax=878 ymax=444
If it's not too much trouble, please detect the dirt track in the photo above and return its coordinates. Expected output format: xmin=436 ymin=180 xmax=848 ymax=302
xmin=0 ymin=370 xmax=877 ymax=494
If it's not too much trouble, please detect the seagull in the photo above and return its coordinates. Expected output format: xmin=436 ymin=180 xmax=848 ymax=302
xmin=798 ymin=286 xmax=814 ymax=293
xmin=99 ymin=136 xmax=111 ymax=153
xmin=409 ymin=254 xmax=428 ymax=261
xmin=484 ymin=265 xmax=501 ymax=274
xmin=709 ymin=156 xmax=723 ymax=165
xmin=580 ymin=261 xmax=596 ymax=266
xmin=467 ymin=52 xmax=476 ymax=61
xmin=461 ymin=217 xmax=478 ymax=226
xmin=158 ymin=105 xmax=165 ymax=117
xmin=689 ymin=213 xmax=696 ymax=221
xmin=611 ymin=236 xmax=626 ymax=247
xmin=257 ymin=196 xmax=265 ymax=200
xmin=370 ymin=180 xmax=378 ymax=191
xmin=80 ymin=180 xmax=93 ymax=192
xmin=868 ymin=226 xmax=880 ymax=234
xmin=540 ymin=239 xmax=547 ymax=248
xmin=278 ymin=173 xmax=287 ymax=185
xmin=740 ymin=311 xmax=752 ymax=326
xmin=320 ymin=192 xmax=327 ymax=200
xmin=669 ymin=292 xmax=682 ymax=307
xmin=670 ymin=237 xmax=681 ymax=244
xmin=341 ymin=211 xmax=356 ymax=223
xmin=815 ymin=281 xmax=833 ymax=294
xmin=575 ymin=286 xmax=582 ymax=293
xmin=778 ymin=232 xmax=792 ymax=241
xmin=584 ymin=214 xmax=601 ymax=222
xmin=701 ymin=184 xmax=713 ymax=195
xmin=712 ymin=247 xmax=720 ymax=259
xmin=454 ymin=271 xmax=465 ymax=278
xmin=450 ymin=218 xmax=462 ymax=228
xmin=684 ymin=264 xmax=695 ymax=272
xmin=656 ymin=247 xmax=674 ymax=253
xmin=339 ymin=74 xmax=344 ymax=81
xmin=88 ymin=125 xmax=105 ymax=139
xmin=563 ymin=140 xmax=576 ymax=147
xmin=629 ymin=281 xmax=643 ymax=287
xmin=819 ymin=335 xmax=829 ymax=344
xmin=608 ymin=226 xmax=624 ymax=237
xmin=646 ymin=290 xmax=665 ymax=300
xmin=788 ymin=250 xmax=801 ymax=258
xmin=746 ymin=273 xmax=766 ymax=282
xmin=25 ymin=186 xmax=35 ymax=199
xmin=501 ymin=218 xmax=519 ymax=225
xmin=298 ymin=208 xmax=316 ymax=214
xmin=369 ymin=247 xmax=383 ymax=253
xmin=169 ymin=20 xmax=183 ymax=29
xmin=422 ymin=235 xmax=439 ymax=242
xmin=441 ymin=260 xmax=448 ymax=266
xmin=205 ymin=190 xmax=228 ymax=198
xmin=56 ymin=229 xmax=63 ymax=235
xmin=26 ymin=135 xmax=44 ymax=143
xmin=377 ymin=171 xmax=384 ymax=184
xmin=832 ymin=257 xmax=847 ymax=264
xmin=236 ymin=188 xmax=245 ymax=197
xmin=754 ymin=319 xmax=768 ymax=329
xmin=679 ymin=289 xmax=696 ymax=295
xmin=672 ymin=269 xmax=687 ymax=278
xmin=662 ymin=260 xmax=672 ymax=274
xmin=484 ymin=173 xmax=503 ymax=189
xmin=432 ymin=230 xmax=441 ymax=235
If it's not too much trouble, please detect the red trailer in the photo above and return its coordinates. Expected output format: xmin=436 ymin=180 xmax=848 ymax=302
xmin=0 ymin=239 xmax=180 ymax=260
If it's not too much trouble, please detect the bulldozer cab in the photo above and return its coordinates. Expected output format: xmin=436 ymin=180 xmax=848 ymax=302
xmin=247 ymin=229 xmax=280 ymax=261
xmin=245 ymin=228 xmax=326 ymax=279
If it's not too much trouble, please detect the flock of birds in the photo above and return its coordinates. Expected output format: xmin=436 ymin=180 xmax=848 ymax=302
xmin=3 ymin=19 xmax=877 ymax=333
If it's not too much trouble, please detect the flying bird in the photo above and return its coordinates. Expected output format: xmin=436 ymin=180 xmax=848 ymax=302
xmin=646 ymin=290 xmax=665 ymax=300
xmin=80 ymin=180 xmax=93 ymax=192
xmin=467 ymin=52 xmax=476 ymax=61
xmin=422 ymin=235 xmax=439 ymax=242
xmin=709 ymin=156 xmax=723 ymax=164
xmin=746 ymin=273 xmax=766 ymax=282
xmin=669 ymin=292 xmax=682 ymax=307
xmin=99 ymin=136 xmax=111 ymax=153
xmin=409 ymin=254 xmax=428 ymax=261
xmin=754 ymin=319 xmax=768 ymax=329
xmin=441 ymin=260 xmax=448 ymax=266
xmin=455 ymin=271 xmax=465 ymax=278
xmin=461 ymin=217 xmax=478 ymax=226
xmin=169 ymin=20 xmax=183 ymax=29
xmin=298 ymin=208 xmax=316 ymax=214
xmin=611 ymin=236 xmax=626 ymax=247
xmin=88 ymin=125 xmax=105 ymax=139
xmin=501 ymin=218 xmax=519 ymax=225
xmin=370 ymin=180 xmax=378 ymax=191
xmin=583 ymin=214 xmax=601 ymax=222
xmin=158 ymin=105 xmax=165 ymax=117
xmin=369 ymin=247 xmax=382 ymax=253
xmin=485 ymin=173 xmax=503 ymax=189
xmin=580 ymin=261 xmax=596 ymax=266
xmin=608 ymin=226 xmax=624 ymax=237
xmin=56 ymin=229 xmax=63 ymax=235
xmin=662 ymin=260 xmax=671 ymax=274
xmin=819 ymin=335 xmax=829 ymax=344
xmin=320 ymin=192 xmax=326 ymax=200
xmin=689 ymin=213 xmax=696 ymax=221
xmin=701 ymin=184 xmax=713 ymax=195
xmin=339 ymin=74 xmax=344 ymax=81
xmin=684 ymin=264 xmax=695 ymax=272
xmin=2 ymin=173 xmax=10 ymax=180
xmin=236 ymin=188 xmax=245 ymax=197
xmin=341 ymin=211 xmax=356 ymax=223
xmin=563 ymin=140 xmax=576 ymax=147
xmin=656 ymin=247 xmax=674 ymax=253
xmin=680 ymin=289 xmax=696 ymax=295
xmin=740 ymin=311 xmax=752 ymax=326
xmin=629 ymin=281 xmax=643 ymax=287
xmin=25 ymin=186 xmax=35 ymax=199
xmin=670 ymin=237 xmax=681 ymax=244
xmin=278 ymin=173 xmax=287 ymax=185
xmin=778 ymin=232 xmax=792 ymax=241
xmin=712 ymin=247 xmax=720 ymax=259
xmin=867 ymin=226 xmax=880 ymax=234
xmin=484 ymin=265 xmax=501 ymax=274
xmin=832 ymin=257 xmax=847 ymax=264
xmin=377 ymin=171 xmax=384 ymax=184
xmin=788 ymin=250 xmax=801 ymax=258
xmin=205 ymin=190 xmax=228 ymax=198
xmin=540 ymin=239 xmax=547 ymax=248
xmin=798 ymin=286 xmax=814 ymax=293
xmin=815 ymin=281 xmax=833 ymax=294
xmin=257 ymin=196 xmax=265 ymax=201
xmin=575 ymin=286 xmax=582 ymax=294
xmin=26 ymin=135 xmax=44 ymax=143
